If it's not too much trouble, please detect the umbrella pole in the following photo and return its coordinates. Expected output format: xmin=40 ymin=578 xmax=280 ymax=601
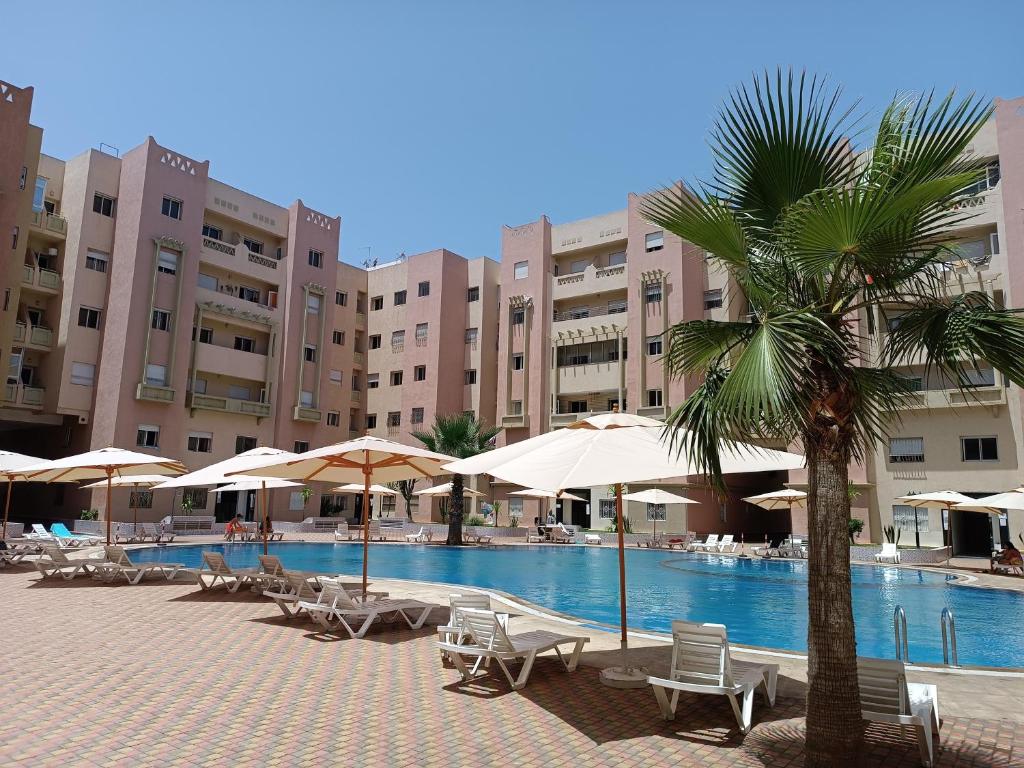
xmin=2 ymin=477 xmax=11 ymax=540
xmin=262 ymin=481 xmax=269 ymax=557
xmin=600 ymin=481 xmax=646 ymax=688
xmin=132 ymin=483 xmax=138 ymax=534
xmin=105 ymin=469 xmax=113 ymax=546
xmin=361 ymin=458 xmax=371 ymax=599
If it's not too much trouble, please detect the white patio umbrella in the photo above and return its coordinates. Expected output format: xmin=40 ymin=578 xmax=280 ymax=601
xmin=0 ymin=450 xmax=44 ymax=539
xmin=742 ymin=488 xmax=807 ymax=510
xmin=21 ymin=448 xmax=186 ymax=545
xmin=445 ymin=412 xmax=804 ymax=687
xmin=953 ymin=490 xmax=1024 ymax=513
xmin=509 ymin=488 xmax=586 ymax=501
xmin=415 ymin=481 xmax=485 ymax=497
xmin=152 ymin=447 xmax=296 ymax=556
xmin=896 ymin=490 xmax=978 ymax=554
xmin=621 ymin=488 xmax=699 ymax=539
xmin=81 ymin=474 xmax=172 ymax=531
xmin=213 ymin=477 xmax=302 ymax=494
xmin=225 ymin=436 xmax=458 ymax=595
xmin=331 ymin=483 xmax=399 ymax=495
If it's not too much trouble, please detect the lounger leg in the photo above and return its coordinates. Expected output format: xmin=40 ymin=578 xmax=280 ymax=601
xmin=512 ymin=651 xmax=537 ymax=690
xmin=762 ymin=668 xmax=778 ymax=706
xmin=915 ymin=721 xmax=934 ymax=767
xmin=726 ymin=690 xmax=751 ymax=734
xmin=651 ymin=684 xmax=679 ymax=720
xmin=448 ymin=651 xmax=473 ymax=682
xmin=402 ymin=606 xmax=432 ymax=630
xmin=565 ymin=639 xmax=585 ymax=672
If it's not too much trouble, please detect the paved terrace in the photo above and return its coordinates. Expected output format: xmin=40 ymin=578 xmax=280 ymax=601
xmin=1 ymin=543 xmax=1021 ymax=767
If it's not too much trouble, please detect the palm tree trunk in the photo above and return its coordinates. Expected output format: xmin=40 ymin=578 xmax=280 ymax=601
xmin=804 ymin=434 xmax=862 ymax=767
xmin=448 ymin=474 xmax=465 ymax=545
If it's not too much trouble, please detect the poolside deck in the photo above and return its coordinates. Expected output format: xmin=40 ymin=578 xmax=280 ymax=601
xmin=1 ymin=551 xmax=1021 ymax=767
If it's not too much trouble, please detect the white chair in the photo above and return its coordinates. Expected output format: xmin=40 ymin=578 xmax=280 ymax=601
xmin=439 ymin=608 xmax=589 ymax=690
xmin=91 ymin=545 xmax=185 ymax=585
xmin=584 ymin=533 xmax=602 ymax=545
xmin=187 ymin=551 xmax=260 ymax=592
xmin=334 ymin=522 xmax=356 ymax=541
xmin=33 ymin=543 xmax=96 ymax=580
xmin=647 ymin=620 xmax=778 ymax=734
xmin=437 ymin=593 xmax=509 ymax=659
xmin=263 ymin=572 xmax=380 ymax=617
xmin=299 ymin=583 xmax=434 ymax=639
xmin=858 ymin=657 xmax=940 ymax=766
xmin=690 ymin=533 xmax=720 ymax=552
xmin=875 ymin=543 xmax=901 ymax=564
xmin=405 ymin=527 xmax=432 ymax=543
xmin=716 ymin=534 xmax=737 ymax=553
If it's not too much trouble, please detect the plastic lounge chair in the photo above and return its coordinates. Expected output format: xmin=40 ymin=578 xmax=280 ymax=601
xmin=141 ymin=522 xmax=175 ymax=542
xmin=255 ymin=554 xmax=322 ymax=592
xmin=778 ymin=536 xmax=805 ymax=558
xmin=690 ymin=533 xmax=720 ymax=552
xmin=27 ymin=523 xmax=62 ymax=544
xmin=585 ymin=534 xmax=602 ymax=545
xmin=299 ymin=582 xmax=434 ymax=639
xmin=647 ymin=620 xmax=778 ymax=734
xmin=50 ymin=523 xmax=102 ymax=546
xmin=405 ymin=527 xmax=433 ymax=543
xmin=113 ymin=523 xmax=140 ymax=545
xmin=263 ymin=572 xmax=379 ymax=617
xmin=858 ymin=657 xmax=940 ymax=766
xmin=334 ymin=522 xmax=356 ymax=541
xmin=875 ymin=543 xmax=901 ymax=564
xmin=439 ymin=608 xmax=589 ymax=690
xmin=92 ymin=545 xmax=185 ymax=585
xmin=990 ymin=551 xmax=1023 ymax=575
xmin=549 ymin=524 xmax=575 ymax=544
xmin=437 ymin=593 xmax=510 ymax=659
xmin=716 ymin=534 xmax=737 ymax=553
xmin=527 ymin=526 xmax=546 ymax=543
xmin=33 ymin=543 xmax=96 ymax=580
xmin=187 ymin=551 xmax=260 ymax=592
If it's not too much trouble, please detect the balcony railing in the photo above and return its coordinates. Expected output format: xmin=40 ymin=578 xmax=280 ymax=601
xmin=187 ymin=392 xmax=271 ymax=419
xmin=202 ymin=236 xmax=281 ymax=271
xmin=352 ymin=352 xmax=365 ymax=366
xmin=136 ymin=383 xmax=175 ymax=403
xmin=28 ymin=325 xmax=53 ymax=349
xmin=415 ymin=336 xmax=428 ymax=347
xmin=293 ymin=406 xmax=322 ymax=422
xmin=553 ymin=302 xmax=628 ymax=322
xmin=351 ymin=391 xmax=362 ymax=404
xmin=355 ymin=312 xmax=367 ymax=328
xmin=13 ymin=322 xmax=25 ymax=343
xmin=4 ymin=383 xmax=44 ymax=408
xmin=500 ymin=413 xmax=529 ymax=429
xmin=891 ymin=385 xmax=1007 ymax=411
xmin=30 ymin=210 xmax=67 ymax=236
xmin=391 ymin=342 xmax=404 ymax=353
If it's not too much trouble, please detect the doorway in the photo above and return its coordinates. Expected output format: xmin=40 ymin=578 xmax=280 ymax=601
xmin=560 ymin=490 xmax=591 ymax=529
xmin=214 ymin=491 xmax=238 ymax=523
xmin=951 ymin=509 xmax=994 ymax=557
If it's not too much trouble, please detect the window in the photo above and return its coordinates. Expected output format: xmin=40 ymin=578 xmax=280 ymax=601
xmin=464 ymin=369 xmax=477 ymax=385
xmin=11 ymin=226 xmax=18 ymax=250
xmin=151 ymin=309 xmax=171 ymax=332
xmin=703 ymin=289 xmax=723 ymax=310
xmin=411 ymin=365 xmax=426 ymax=382
xmin=299 ymin=390 xmax=314 ymax=408
xmin=332 ymin=330 xmax=344 ymax=345
xmin=183 ymin=488 xmax=208 ymax=509
xmin=235 ymin=435 xmax=257 ymax=454
xmin=644 ymin=282 xmax=662 ymax=304
xmin=415 ymin=323 xmax=428 ymax=344
xmin=467 ymin=286 xmax=480 ymax=302
xmin=390 ymin=370 xmax=404 ymax=386
xmin=645 ymin=231 xmax=664 ymax=252
xmin=329 ymin=369 xmax=342 ymax=384
xmin=187 ymin=432 xmax=213 ymax=453
xmin=161 ymin=196 xmax=183 ymax=220
xmin=92 ymin=193 xmax=116 ymax=217
xmin=240 ymin=286 xmax=261 ymax=304
xmin=192 ymin=378 xmax=208 ymax=394
xmin=599 ymin=499 xmax=617 ymax=519
xmin=394 ymin=290 xmax=407 ymax=306
xmin=569 ymin=259 xmax=589 ymax=274
xmin=85 ymin=250 xmax=108 ymax=273
xmin=136 ymin=424 xmax=160 ymax=448
xmin=327 ymin=411 xmax=340 ymax=427
xmin=646 ymin=389 xmax=663 ymax=408
xmin=889 ymin=437 xmax=924 ymax=463
xmin=367 ymin=373 xmax=380 ymax=389
xmin=510 ymin=400 xmax=523 ymax=415
xmin=646 ymin=503 xmax=667 ymax=522
xmin=369 ymin=334 xmax=382 ymax=350
xmin=202 ymin=223 xmax=222 ymax=240
xmin=511 ymin=308 xmax=525 ymax=325
xmin=962 ymin=160 xmax=1000 ymax=196
xmin=335 ymin=290 xmax=348 ymax=306
xmin=145 ymin=364 xmax=167 ymax=385
xmin=465 ymin=327 xmax=478 ymax=345
xmin=366 ymin=413 xmax=378 ymax=430
xmin=157 ymin=249 xmax=178 ymax=275
xmin=607 ymin=299 xmax=627 ymax=315
xmin=289 ymin=491 xmax=306 ymax=511
xmin=130 ymin=490 xmax=153 ymax=509
xmin=243 ymin=237 xmax=264 ymax=255
xmin=893 ymin=505 xmax=930 ymax=533
xmin=608 ymin=251 xmax=627 ymax=266
xmin=418 ymin=281 xmax=430 ymax=297
xmin=387 ymin=412 xmax=401 ymax=428
xmin=304 ymin=344 xmax=317 ymax=363
xmin=566 ymin=400 xmax=588 ymax=414
xmin=411 ymin=407 xmax=424 ymax=425
xmin=197 ymin=327 xmax=213 ymax=344
xmin=513 ymin=261 xmax=529 ymax=280
xmin=646 ymin=336 xmax=663 ymax=356
xmin=31 ymin=177 xmax=46 ymax=212
xmin=197 ymin=272 xmax=217 ymax=291
xmin=70 ymin=362 xmax=95 ymax=386
xmin=234 ymin=336 xmax=255 ymax=353
xmin=961 ymin=436 xmax=998 ymax=462
xmin=308 ymin=249 xmax=323 ymax=268
xmin=371 ymin=296 xmax=384 ymax=311
xmin=509 ymin=498 xmax=524 ymax=519
xmin=512 ymin=354 xmax=524 ymax=371
xmin=961 ymin=368 xmax=996 ymax=388
xmin=306 ymin=294 xmax=321 ymax=314
xmin=391 ymin=330 xmax=405 ymax=349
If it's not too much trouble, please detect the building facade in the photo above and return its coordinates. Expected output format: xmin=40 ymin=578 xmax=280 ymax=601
xmin=2 ymin=77 xmax=1022 ymax=553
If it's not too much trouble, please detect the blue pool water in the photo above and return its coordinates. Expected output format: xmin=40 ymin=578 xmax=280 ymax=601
xmin=130 ymin=542 xmax=1024 ymax=668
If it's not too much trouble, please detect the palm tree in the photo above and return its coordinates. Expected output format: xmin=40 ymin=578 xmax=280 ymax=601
xmin=643 ymin=71 xmax=1024 ymax=766
xmin=386 ymin=479 xmax=418 ymax=520
xmin=413 ymin=413 xmax=501 ymax=545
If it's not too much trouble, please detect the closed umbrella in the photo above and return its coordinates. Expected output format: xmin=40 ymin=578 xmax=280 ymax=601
xmin=226 ymin=436 xmax=458 ymax=595
xmin=81 ymin=474 xmax=172 ymax=532
xmin=0 ymin=450 xmax=44 ymax=539
xmin=446 ymin=412 xmax=804 ymax=687
xmin=21 ymin=448 xmax=186 ymax=545
xmin=621 ymin=488 xmax=699 ymax=539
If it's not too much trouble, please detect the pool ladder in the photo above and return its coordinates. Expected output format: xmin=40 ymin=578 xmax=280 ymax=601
xmin=893 ymin=605 xmax=909 ymax=662
xmin=893 ymin=605 xmax=959 ymax=667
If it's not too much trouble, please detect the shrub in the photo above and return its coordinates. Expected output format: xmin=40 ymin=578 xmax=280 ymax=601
xmin=80 ymin=508 xmax=99 ymax=521
xmin=847 ymin=518 xmax=864 ymax=544
xmin=466 ymin=515 xmax=485 ymax=527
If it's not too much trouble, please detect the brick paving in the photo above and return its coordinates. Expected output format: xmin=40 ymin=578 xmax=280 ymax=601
xmin=0 ymin=560 xmax=1020 ymax=767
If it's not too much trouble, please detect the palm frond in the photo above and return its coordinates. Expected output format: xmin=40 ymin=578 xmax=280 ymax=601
xmin=662 ymin=319 xmax=757 ymax=375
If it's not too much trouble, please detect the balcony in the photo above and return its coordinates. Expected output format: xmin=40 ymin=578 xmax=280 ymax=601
xmin=351 ymin=390 xmax=362 ymax=404
xmin=187 ymin=392 xmax=271 ymax=420
xmin=890 ymin=385 xmax=1007 ymax=412
xmin=552 ymin=263 xmax=627 ymax=301
xmin=22 ymin=265 xmax=61 ymax=294
xmin=30 ymin=210 xmax=67 ymax=238
xmin=352 ymin=352 xmax=365 ymax=367
xmin=195 ymin=286 xmax=279 ymax=321
xmin=13 ymin=322 xmax=25 ymax=343
xmin=293 ymin=406 xmax=322 ymax=422
xmin=551 ymin=411 xmax=593 ymax=427
xmin=500 ymin=413 xmax=529 ymax=429
xmin=637 ymin=405 xmax=668 ymax=420
xmin=200 ymin=235 xmax=281 ymax=280
xmin=552 ymin=302 xmax=627 ymax=336
xmin=136 ymin=383 xmax=175 ymax=403
xmin=3 ymin=383 xmax=45 ymax=409
xmin=557 ymin=361 xmax=620 ymax=393
xmin=194 ymin=342 xmax=269 ymax=382
xmin=17 ymin=324 xmax=53 ymax=352
xmin=355 ymin=312 xmax=367 ymax=329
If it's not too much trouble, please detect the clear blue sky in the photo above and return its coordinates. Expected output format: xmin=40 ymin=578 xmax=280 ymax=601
xmin=2 ymin=1 xmax=1022 ymax=265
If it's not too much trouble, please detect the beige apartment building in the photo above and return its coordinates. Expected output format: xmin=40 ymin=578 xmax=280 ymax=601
xmin=1 ymin=77 xmax=1022 ymax=554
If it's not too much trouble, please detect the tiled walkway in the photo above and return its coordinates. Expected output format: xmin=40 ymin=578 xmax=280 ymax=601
xmin=0 ymin=563 xmax=1020 ymax=767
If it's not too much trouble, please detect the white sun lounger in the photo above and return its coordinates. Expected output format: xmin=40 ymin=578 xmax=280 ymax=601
xmin=437 ymin=593 xmax=510 ymax=659
xmin=92 ymin=545 xmax=185 ymax=585
xmin=263 ymin=571 xmax=380 ymax=618
xmin=647 ymin=620 xmax=778 ymax=734
xmin=299 ymin=582 xmax=435 ymax=639
xmin=439 ymin=607 xmax=589 ymax=690
xmin=334 ymin=522 xmax=357 ymax=541
xmin=690 ymin=533 xmax=720 ymax=552
xmin=875 ymin=542 xmax=901 ymax=564
xmin=186 ymin=551 xmax=261 ymax=593
xmin=716 ymin=534 xmax=737 ymax=553
xmin=141 ymin=522 xmax=175 ymax=543
xmin=405 ymin=527 xmax=432 ymax=543
xmin=33 ymin=543 xmax=97 ymax=579
xmin=858 ymin=657 xmax=940 ymax=766
xmin=28 ymin=523 xmax=78 ymax=547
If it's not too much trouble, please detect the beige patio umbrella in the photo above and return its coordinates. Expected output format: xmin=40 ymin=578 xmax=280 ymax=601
xmin=509 ymin=488 xmax=586 ymax=527
xmin=415 ymin=481 xmax=485 ymax=497
xmin=81 ymin=474 xmax=171 ymax=531
xmin=446 ymin=412 xmax=804 ymax=687
xmin=621 ymin=488 xmax=699 ymax=539
xmin=953 ymin=490 xmax=1024 ymax=513
xmin=21 ymin=448 xmax=186 ymax=545
xmin=153 ymin=447 xmax=296 ymax=556
xmin=742 ymin=488 xmax=807 ymax=510
xmin=0 ymin=450 xmax=44 ymax=539
xmin=896 ymin=490 xmax=977 ymax=556
xmin=331 ymin=483 xmax=399 ymax=495
xmin=212 ymin=477 xmax=301 ymax=550
xmin=226 ymin=436 xmax=458 ymax=595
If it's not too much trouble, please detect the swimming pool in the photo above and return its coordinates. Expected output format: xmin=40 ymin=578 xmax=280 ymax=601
xmin=130 ymin=542 xmax=1024 ymax=668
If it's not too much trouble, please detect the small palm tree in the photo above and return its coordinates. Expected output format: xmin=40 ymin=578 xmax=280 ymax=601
xmin=386 ymin=479 xmax=418 ymax=520
xmin=413 ymin=413 xmax=501 ymax=545
xmin=643 ymin=71 xmax=1024 ymax=766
